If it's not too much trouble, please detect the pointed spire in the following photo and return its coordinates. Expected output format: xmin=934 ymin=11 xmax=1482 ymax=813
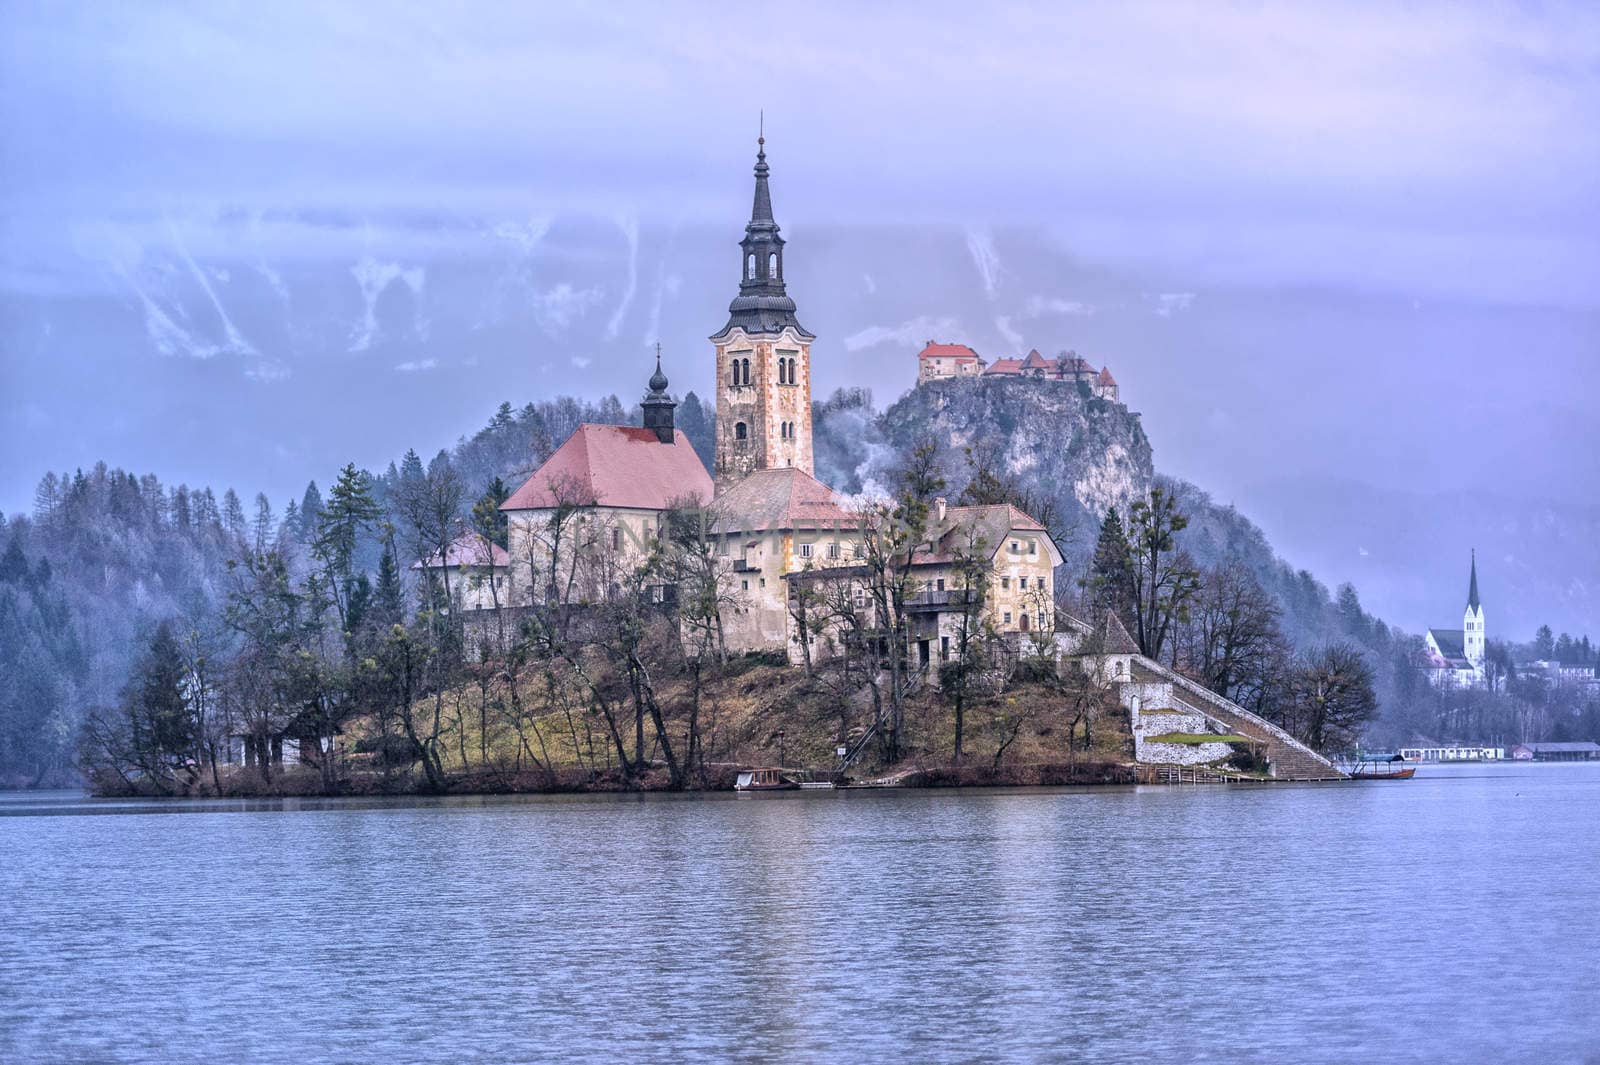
xmin=1467 ymin=549 xmax=1481 ymax=611
xmin=751 ymin=115 xmax=774 ymax=225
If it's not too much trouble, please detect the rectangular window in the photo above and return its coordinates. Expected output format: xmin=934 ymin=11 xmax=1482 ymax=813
xmin=741 ymin=580 xmax=749 ymax=591
xmin=827 ymin=543 xmax=840 ymax=560
xmin=853 ymin=544 xmax=864 ymax=559
xmin=1010 ymin=540 xmax=1020 ymax=553
xmin=799 ymin=543 xmax=813 ymax=558
xmin=936 ymin=578 xmax=945 ymax=591
xmin=1029 ymin=540 xmax=1037 ymax=554
xmin=1003 ymin=611 xmax=1012 ymax=625
xmin=940 ymin=636 xmax=950 ymax=661
xmin=611 ymin=528 xmax=620 ymax=550
xmin=1001 ymin=577 xmax=1011 ymax=590
xmin=1019 ymin=576 xmax=1028 ymax=589
xmin=1038 ymin=611 xmax=1047 ymax=630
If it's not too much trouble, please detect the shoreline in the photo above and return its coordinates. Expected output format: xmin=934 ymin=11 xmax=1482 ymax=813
xmin=81 ymin=759 xmax=1164 ymax=800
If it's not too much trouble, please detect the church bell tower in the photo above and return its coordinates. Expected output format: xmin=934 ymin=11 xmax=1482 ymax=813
xmin=711 ymin=130 xmax=815 ymax=489
xmin=1463 ymin=549 xmax=1485 ymax=668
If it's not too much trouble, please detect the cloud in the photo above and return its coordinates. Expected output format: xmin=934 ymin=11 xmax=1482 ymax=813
xmin=994 ymin=315 xmax=1022 ymax=348
xmin=965 ymin=226 xmax=1001 ymax=298
xmin=393 ymin=358 xmax=437 ymax=372
xmin=1026 ymin=296 xmax=1095 ymax=317
xmin=349 ymin=257 xmax=425 ymax=351
xmin=570 ymin=355 xmax=592 ymax=369
xmin=843 ymin=315 xmax=962 ymax=352
xmin=606 ymin=213 xmax=638 ymax=339
xmin=861 ymin=273 xmax=876 ymax=294
xmin=1152 ymin=292 xmax=1195 ymax=317
xmin=533 ymin=282 xmax=603 ymax=335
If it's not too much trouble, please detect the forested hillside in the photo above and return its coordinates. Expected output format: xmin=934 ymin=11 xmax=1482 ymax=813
xmin=2 ymin=381 xmax=1593 ymax=785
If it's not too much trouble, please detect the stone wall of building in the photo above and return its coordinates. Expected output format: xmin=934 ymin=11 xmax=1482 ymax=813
xmin=714 ymin=325 xmax=814 ymax=486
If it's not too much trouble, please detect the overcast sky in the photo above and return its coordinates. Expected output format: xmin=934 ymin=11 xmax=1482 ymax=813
xmin=2 ymin=1 xmax=1597 ymax=632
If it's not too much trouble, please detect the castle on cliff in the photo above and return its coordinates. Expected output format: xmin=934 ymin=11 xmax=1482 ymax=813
xmin=917 ymin=341 xmax=1119 ymax=401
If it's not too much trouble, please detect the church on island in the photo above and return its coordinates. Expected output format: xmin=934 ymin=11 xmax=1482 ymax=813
xmin=420 ymin=135 xmax=1058 ymax=670
xmin=411 ymin=133 xmax=1344 ymax=781
xmin=1423 ymin=552 xmax=1487 ymax=688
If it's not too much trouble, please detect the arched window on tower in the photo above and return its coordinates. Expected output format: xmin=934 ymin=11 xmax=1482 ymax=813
xmin=746 ymin=254 xmax=755 ymax=280
xmin=769 ymin=252 xmax=778 ymax=279
xmin=741 ymin=358 xmax=751 ymax=385
xmin=735 ymin=421 xmax=748 ymax=441
xmin=730 ymin=360 xmax=739 ymax=388
xmin=778 ymin=359 xmax=787 ymax=385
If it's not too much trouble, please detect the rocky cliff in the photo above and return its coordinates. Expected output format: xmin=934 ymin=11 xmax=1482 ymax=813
xmin=877 ymin=376 xmax=1153 ymax=548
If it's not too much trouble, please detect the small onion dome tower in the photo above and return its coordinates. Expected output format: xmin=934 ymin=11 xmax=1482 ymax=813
xmin=641 ymin=343 xmax=677 ymax=444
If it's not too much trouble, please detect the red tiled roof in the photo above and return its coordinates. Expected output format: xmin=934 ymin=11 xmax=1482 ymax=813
xmin=1097 ymin=367 xmax=1117 ymax=385
xmin=412 ymin=531 xmax=510 ymax=570
xmin=1021 ymin=349 xmax=1051 ymax=369
xmin=712 ymin=467 xmax=855 ymax=533
xmin=501 ymin=424 xmax=713 ymax=512
xmin=983 ymin=358 xmax=1023 ymax=375
xmin=917 ymin=341 xmax=981 ymax=361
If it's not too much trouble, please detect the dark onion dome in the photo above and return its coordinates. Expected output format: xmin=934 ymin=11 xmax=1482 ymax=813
xmin=647 ymin=351 xmax=670 ymax=395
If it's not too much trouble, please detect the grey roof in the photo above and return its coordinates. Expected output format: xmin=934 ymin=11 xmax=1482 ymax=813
xmin=1429 ymin=628 xmax=1466 ymax=659
xmin=1520 ymin=741 xmax=1600 ymax=753
xmin=1101 ymin=612 xmax=1140 ymax=655
xmin=1467 ymin=549 xmax=1481 ymax=611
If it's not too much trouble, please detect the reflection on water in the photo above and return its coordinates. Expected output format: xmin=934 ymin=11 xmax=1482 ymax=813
xmin=2 ymin=765 xmax=1597 ymax=1064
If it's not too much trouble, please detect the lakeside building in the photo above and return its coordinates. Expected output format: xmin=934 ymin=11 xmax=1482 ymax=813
xmin=1509 ymin=742 xmax=1600 ymax=762
xmin=1398 ymin=745 xmax=1505 ymax=762
xmin=1423 ymin=552 xmax=1487 ymax=688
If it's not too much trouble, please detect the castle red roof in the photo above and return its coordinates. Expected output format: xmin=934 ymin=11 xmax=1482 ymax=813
xmin=501 ymin=424 xmax=713 ymax=513
xmin=983 ymin=358 xmax=1023 ymax=375
xmin=1097 ymin=367 xmax=1117 ymax=385
xmin=1021 ymin=349 xmax=1051 ymax=370
xmin=917 ymin=341 xmax=981 ymax=361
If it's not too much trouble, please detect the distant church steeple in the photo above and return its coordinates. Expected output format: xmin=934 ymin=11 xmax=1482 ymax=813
xmin=641 ymin=342 xmax=677 ymax=445
xmin=1463 ymin=549 xmax=1485 ymax=667
xmin=712 ymin=124 xmax=816 ymax=488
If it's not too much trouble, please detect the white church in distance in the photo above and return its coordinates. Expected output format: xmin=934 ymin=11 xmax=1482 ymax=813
xmin=1424 ymin=552 xmax=1487 ymax=688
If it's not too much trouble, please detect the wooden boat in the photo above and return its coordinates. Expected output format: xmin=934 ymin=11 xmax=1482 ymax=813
xmin=1345 ymin=752 xmax=1416 ymax=780
xmin=734 ymin=767 xmax=798 ymax=791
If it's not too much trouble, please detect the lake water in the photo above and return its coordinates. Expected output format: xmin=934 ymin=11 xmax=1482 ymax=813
xmin=2 ymin=763 xmax=1597 ymax=1064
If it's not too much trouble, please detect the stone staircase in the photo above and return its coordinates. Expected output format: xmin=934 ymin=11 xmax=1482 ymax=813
xmin=1129 ymin=658 xmax=1345 ymax=781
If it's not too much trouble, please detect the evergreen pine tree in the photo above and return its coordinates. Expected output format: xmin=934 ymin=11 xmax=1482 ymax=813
xmin=222 ymin=489 xmax=247 ymax=541
xmin=1087 ymin=507 xmax=1135 ymax=624
xmin=471 ymin=477 xmax=511 ymax=549
xmin=299 ymin=481 xmax=325 ymax=542
xmin=374 ymin=545 xmax=404 ymax=624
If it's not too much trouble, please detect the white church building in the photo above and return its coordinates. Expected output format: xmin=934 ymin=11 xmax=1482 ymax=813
xmin=1424 ymin=551 xmax=1486 ymax=688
